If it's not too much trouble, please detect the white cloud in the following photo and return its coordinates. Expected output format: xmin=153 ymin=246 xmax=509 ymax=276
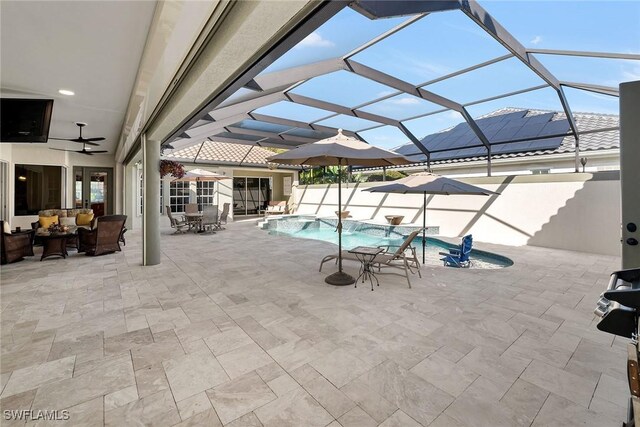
xmin=376 ymin=90 xmax=396 ymax=98
xmin=295 ymin=32 xmax=334 ymax=49
xmin=388 ymin=96 xmax=420 ymax=106
xmin=622 ymin=65 xmax=640 ymax=81
xmin=530 ymin=35 xmax=543 ymax=45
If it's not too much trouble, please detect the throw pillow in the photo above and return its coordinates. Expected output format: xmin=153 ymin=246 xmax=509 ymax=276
xmin=60 ymin=217 xmax=76 ymax=227
xmin=76 ymin=213 xmax=94 ymax=226
xmin=39 ymin=215 xmax=58 ymax=229
xmin=2 ymin=221 xmax=11 ymax=234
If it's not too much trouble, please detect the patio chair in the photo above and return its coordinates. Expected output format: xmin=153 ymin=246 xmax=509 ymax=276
xmin=201 ymin=205 xmax=219 ymax=233
xmin=440 ymin=235 xmax=473 ymax=268
xmin=0 ymin=221 xmax=35 ymax=264
xmin=185 ymin=203 xmax=199 ymax=214
xmin=217 ymin=203 xmax=229 ymax=229
xmin=166 ymin=207 xmax=188 ymax=234
xmin=77 ymin=215 xmax=127 ymax=256
xmin=319 ymin=229 xmax=423 ymax=288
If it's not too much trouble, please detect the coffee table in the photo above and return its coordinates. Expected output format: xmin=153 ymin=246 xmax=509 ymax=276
xmin=38 ymin=232 xmax=76 ymax=261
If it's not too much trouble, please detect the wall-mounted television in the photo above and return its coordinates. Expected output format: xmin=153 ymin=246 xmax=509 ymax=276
xmin=0 ymin=98 xmax=54 ymax=143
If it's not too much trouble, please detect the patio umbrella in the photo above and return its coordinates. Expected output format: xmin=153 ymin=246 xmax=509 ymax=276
xmin=172 ymin=168 xmax=230 ymax=182
xmin=267 ymin=129 xmax=413 ymax=286
xmin=173 ymin=169 xmax=231 ymax=207
xmin=364 ymin=172 xmax=497 ymax=264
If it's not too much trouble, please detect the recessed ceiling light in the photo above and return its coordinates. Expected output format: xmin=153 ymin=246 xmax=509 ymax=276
xmin=58 ymin=89 xmax=74 ymax=96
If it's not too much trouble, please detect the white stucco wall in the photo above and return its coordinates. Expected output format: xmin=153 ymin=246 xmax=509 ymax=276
xmin=1 ymin=144 xmax=118 ymax=229
xmin=293 ymin=172 xmax=621 ymax=256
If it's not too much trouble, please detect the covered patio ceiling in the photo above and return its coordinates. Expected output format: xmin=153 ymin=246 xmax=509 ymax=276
xmin=165 ymin=0 xmax=639 ymax=174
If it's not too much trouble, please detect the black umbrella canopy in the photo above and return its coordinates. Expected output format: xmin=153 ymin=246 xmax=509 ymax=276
xmin=267 ymin=129 xmax=414 ymax=286
xmin=365 ymin=172 xmax=497 ymax=264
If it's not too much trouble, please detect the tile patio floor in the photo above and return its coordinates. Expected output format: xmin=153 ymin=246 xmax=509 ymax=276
xmin=0 ymin=220 xmax=628 ymax=426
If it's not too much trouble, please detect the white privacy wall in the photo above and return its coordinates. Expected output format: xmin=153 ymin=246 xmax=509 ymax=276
xmin=292 ymin=172 xmax=621 ymax=256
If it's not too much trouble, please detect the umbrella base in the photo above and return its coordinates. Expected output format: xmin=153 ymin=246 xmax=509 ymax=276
xmin=325 ymin=271 xmax=356 ymax=286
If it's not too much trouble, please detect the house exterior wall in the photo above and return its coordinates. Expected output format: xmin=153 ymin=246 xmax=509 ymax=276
xmin=152 ymin=163 xmax=295 ymax=228
xmin=292 ymin=171 xmax=621 ymax=256
xmin=0 ymin=144 xmax=118 ymax=229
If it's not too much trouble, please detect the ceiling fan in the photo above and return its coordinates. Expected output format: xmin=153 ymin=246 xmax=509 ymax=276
xmin=49 ymin=122 xmax=105 ymax=146
xmin=49 ymin=142 xmax=108 ymax=155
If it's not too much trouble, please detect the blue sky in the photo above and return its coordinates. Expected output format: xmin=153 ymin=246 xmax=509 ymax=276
xmin=249 ymin=1 xmax=639 ymax=149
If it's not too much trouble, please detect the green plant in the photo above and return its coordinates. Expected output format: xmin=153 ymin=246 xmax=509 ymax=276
xmin=300 ymin=166 xmax=352 ymax=185
xmin=365 ymin=170 xmax=407 ymax=182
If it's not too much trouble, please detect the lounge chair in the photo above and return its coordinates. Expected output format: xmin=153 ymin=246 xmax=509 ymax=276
xmin=440 ymin=235 xmax=473 ymax=268
xmin=263 ymin=201 xmax=287 ymax=217
xmin=201 ymin=205 xmax=219 ymax=233
xmin=166 ymin=207 xmax=188 ymax=234
xmin=319 ymin=229 xmax=423 ymax=288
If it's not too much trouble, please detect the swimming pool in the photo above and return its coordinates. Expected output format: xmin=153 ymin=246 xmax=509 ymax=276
xmin=264 ymin=216 xmax=513 ymax=269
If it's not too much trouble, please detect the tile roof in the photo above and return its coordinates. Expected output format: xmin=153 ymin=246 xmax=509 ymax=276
xmin=164 ymin=140 xmax=288 ymax=167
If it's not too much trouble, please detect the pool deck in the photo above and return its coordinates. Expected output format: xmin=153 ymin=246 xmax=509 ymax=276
xmin=0 ymin=220 xmax=627 ymax=426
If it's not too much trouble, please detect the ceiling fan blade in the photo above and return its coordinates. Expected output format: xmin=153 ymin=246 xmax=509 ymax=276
xmin=49 ymin=147 xmax=77 ymax=153
xmin=88 ymin=150 xmax=108 ymax=154
xmin=84 ymin=137 xmax=105 ymax=142
xmin=81 ymin=151 xmax=94 ymax=155
xmin=79 ymin=140 xmax=100 ymax=146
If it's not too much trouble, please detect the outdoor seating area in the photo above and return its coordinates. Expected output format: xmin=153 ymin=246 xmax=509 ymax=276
xmin=1 ymin=0 xmax=638 ymax=426
xmin=0 ymin=221 xmax=628 ymax=426
xmin=319 ymin=228 xmax=423 ymax=288
xmin=166 ymin=203 xmax=230 ymax=234
xmin=0 ymin=215 xmax=127 ymax=264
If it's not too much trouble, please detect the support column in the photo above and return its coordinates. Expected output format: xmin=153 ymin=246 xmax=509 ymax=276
xmin=487 ymin=145 xmax=492 ymax=177
xmin=620 ymin=80 xmax=640 ymax=269
xmin=142 ymin=134 xmax=161 ymax=266
xmin=124 ymin=164 xmax=137 ymax=230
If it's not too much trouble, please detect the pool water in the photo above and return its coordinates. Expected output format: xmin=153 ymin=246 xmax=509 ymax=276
xmin=266 ymin=218 xmax=512 ymax=269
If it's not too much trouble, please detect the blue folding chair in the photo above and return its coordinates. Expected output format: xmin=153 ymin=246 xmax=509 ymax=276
xmin=440 ymin=235 xmax=473 ymax=268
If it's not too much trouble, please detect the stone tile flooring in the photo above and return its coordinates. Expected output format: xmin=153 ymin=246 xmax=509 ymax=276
xmin=0 ymin=220 xmax=628 ymax=426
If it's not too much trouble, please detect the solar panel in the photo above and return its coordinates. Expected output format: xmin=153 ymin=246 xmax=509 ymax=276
xmin=404 ymin=109 xmax=566 ymax=161
xmin=527 ymin=136 xmax=566 ymax=151
xmin=539 ymin=119 xmax=571 ymax=136
xmin=395 ymin=143 xmax=420 ymax=155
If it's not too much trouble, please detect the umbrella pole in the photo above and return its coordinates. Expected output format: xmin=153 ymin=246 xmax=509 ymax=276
xmin=325 ymin=160 xmax=355 ymax=286
xmin=422 ymin=192 xmax=426 ymax=265
xmin=338 ymin=171 xmax=343 ymax=273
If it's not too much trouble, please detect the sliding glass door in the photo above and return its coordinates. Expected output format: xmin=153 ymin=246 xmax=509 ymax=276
xmin=74 ymin=167 xmax=113 ymax=216
xmin=232 ymin=177 xmax=271 ymax=216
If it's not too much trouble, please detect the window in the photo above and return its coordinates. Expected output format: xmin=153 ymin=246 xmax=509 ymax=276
xmin=196 ymin=181 xmax=216 ymax=210
xmin=169 ymin=180 xmax=189 ymax=213
xmin=14 ymin=165 xmax=63 ymax=215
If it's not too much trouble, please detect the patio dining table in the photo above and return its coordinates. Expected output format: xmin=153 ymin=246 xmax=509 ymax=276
xmin=184 ymin=212 xmax=203 ymax=232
